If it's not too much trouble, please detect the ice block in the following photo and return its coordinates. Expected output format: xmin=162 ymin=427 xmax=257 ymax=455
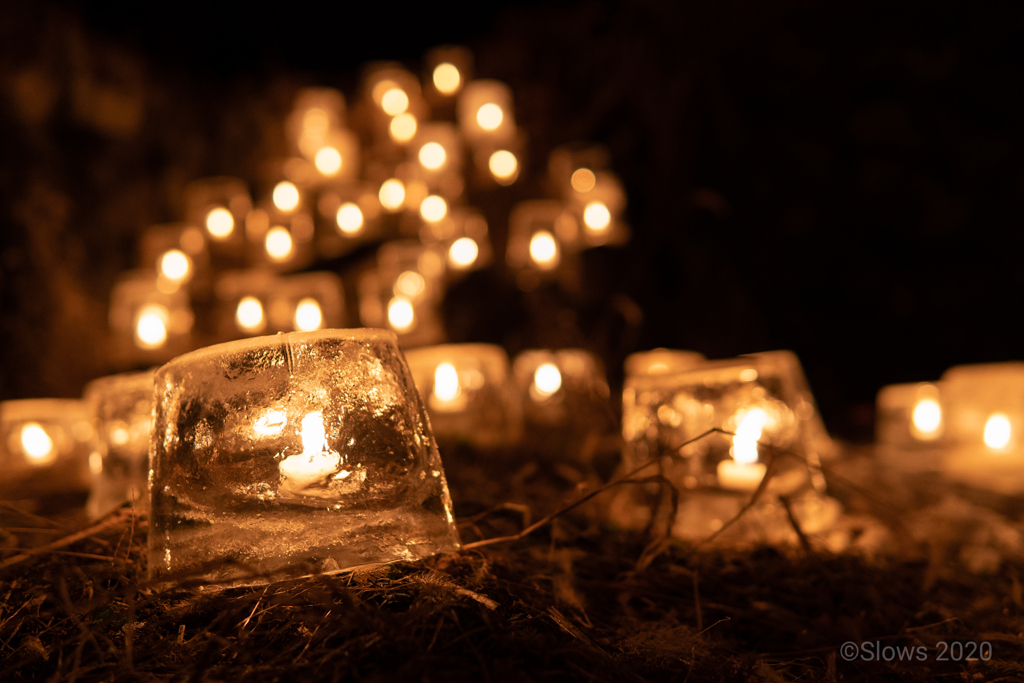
xmin=404 ymin=344 xmax=522 ymax=449
xmin=874 ymin=382 xmax=945 ymax=473
xmin=148 ymin=329 xmax=460 ymax=586
xmin=84 ymin=370 xmax=155 ymax=518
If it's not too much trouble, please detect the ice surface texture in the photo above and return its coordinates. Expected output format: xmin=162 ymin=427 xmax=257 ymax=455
xmin=149 ymin=328 xmax=460 ymax=586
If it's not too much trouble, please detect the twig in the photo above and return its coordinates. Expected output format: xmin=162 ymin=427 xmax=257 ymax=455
xmin=692 ymin=570 xmax=703 ymax=633
xmin=0 ymin=510 xmax=131 ymax=572
xmin=778 ymin=494 xmax=812 ymax=553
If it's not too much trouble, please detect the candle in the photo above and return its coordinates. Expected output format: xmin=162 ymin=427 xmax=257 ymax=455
xmin=363 ymin=66 xmax=425 ymax=143
xmin=875 ymin=382 xmax=945 ymax=473
xmin=939 ymin=362 xmax=1024 ymax=493
xmin=84 ymin=370 xmax=155 ymax=518
xmin=139 ymin=223 xmax=210 ymax=295
xmin=108 ymin=270 xmax=193 ymax=365
xmin=424 ymin=46 xmax=473 ymax=103
xmin=506 ymin=200 xmax=581 ymax=291
xmin=457 ymin=79 xmax=516 ymax=146
xmin=183 ymin=177 xmax=252 ymax=261
xmin=0 ymin=399 xmax=97 ymax=501
xmin=148 ymin=329 xmax=461 ymax=586
xmin=404 ymin=344 xmax=522 ymax=448
xmin=284 ymin=87 xmax=347 ymax=161
xmin=624 ymin=348 xmax=706 ymax=377
xmin=547 ymin=143 xmax=612 ymax=199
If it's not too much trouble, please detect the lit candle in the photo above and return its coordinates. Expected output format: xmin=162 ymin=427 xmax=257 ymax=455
xmin=458 ymin=80 xmax=515 ymax=146
xmin=215 ymin=270 xmax=345 ymax=340
xmin=108 ymin=270 xmax=193 ymax=364
xmin=624 ymin=348 xmax=705 ymax=377
xmin=424 ymin=46 xmax=472 ymax=102
xmin=183 ymin=177 xmax=252 ymax=259
xmin=716 ymin=408 xmax=769 ymax=491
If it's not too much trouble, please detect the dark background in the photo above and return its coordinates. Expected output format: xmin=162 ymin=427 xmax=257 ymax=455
xmin=1 ymin=0 xmax=1022 ymax=441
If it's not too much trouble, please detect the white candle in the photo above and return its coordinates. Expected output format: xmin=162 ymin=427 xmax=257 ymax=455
xmin=716 ymin=460 xmax=767 ymax=492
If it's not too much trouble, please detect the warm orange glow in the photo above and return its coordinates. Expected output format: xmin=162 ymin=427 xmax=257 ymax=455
xmin=253 ymin=409 xmax=286 ymax=437
xmin=532 ymin=363 xmax=562 ymax=398
xmin=381 ymin=87 xmax=409 ymax=116
xmin=135 ymin=304 xmax=169 ymax=349
xmin=159 ymin=249 xmax=191 ymax=282
xmin=571 ymin=168 xmax=596 ymax=193
xmin=448 ymin=237 xmax=479 ymax=269
xmin=236 ymin=296 xmax=266 ymax=333
xmin=984 ymin=413 xmax=1012 ymax=450
xmin=419 ymin=195 xmax=448 ymax=223
xmin=529 ymin=231 xmax=559 ymax=269
xmin=394 ymin=270 xmax=426 ymax=299
xmin=731 ymin=408 xmax=768 ymax=465
xmin=302 ymin=108 xmax=330 ymax=136
xmin=273 ymin=181 xmax=300 ymax=212
xmin=387 ymin=296 xmax=416 ymax=332
xmin=265 ymin=227 xmax=294 ymax=261
xmin=583 ymin=201 xmax=612 ymax=232
xmin=20 ymin=423 xmax=55 ymax=465
xmin=433 ymin=63 xmax=462 ymax=95
xmin=314 ymin=146 xmax=342 ymax=176
xmin=476 ymin=103 xmax=503 ymax=131
xmin=911 ymin=398 xmax=942 ymax=440
xmin=488 ymin=150 xmax=518 ymax=181
xmin=205 ymin=207 xmax=234 ymax=240
xmin=379 ymin=179 xmax=406 ymax=211
xmin=279 ymin=411 xmax=342 ymax=495
xmin=433 ymin=363 xmax=461 ymax=402
xmin=389 ymin=113 xmax=417 ymax=142
xmin=335 ymin=202 xmax=364 ymax=235
xmin=418 ymin=141 xmax=447 ymax=170
xmin=293 ymin=298 xmax=323 ymax=332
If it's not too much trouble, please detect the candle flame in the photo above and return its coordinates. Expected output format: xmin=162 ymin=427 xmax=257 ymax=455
xmin=236 ymin=296 xmax=266 ymax=333
xmin=278 ymin=411 xmax=342 ymax=496
xmin=314 ymin=146 xmax=342 ymax=176
xmin=381 ymin=88 xmax=409 ymax=116
xmin=418 ymin=142 xmax=447 ymax=170
xmin=265 ymin=227 xmax=294 ymax=261
xmin=984 ymin=413 xmax=1012 ymax=451
xmin=419 ymin=195 xmax=448 ymax=223
xmin=389 ymin=113 xmax=417 ymax=142
xmin=379 ymin=179 xmax=406 ymax=211
xmin=433 ymin=363 xmax=462 ymax=403
xmin=911 ymin=398 xmax=942 ymax=440
xmin=272 ymin=181 xmax=300 ymax=212
xmin=336 ymin=202 xmax=364 ymax=235
xmin=571 ymin=168 xmax=596 ymax=193
xmin=159 ymin=249 xmax=191 ymax=282
xmin=489 ymin=150 xmax=518 ymax=182
xmin=476 ymin=103 xmax=503 ymax=131
xmin=448 ymin=237 xmax=479 ymax=269
xmin=433 ymin=63 xmax=461 ymax=94
xmin=731 ymin=408 xmax=768 ymax=465
xmin=532 ymin=363 xmax=562 ymax=398
xmin=21 ymin=422 xmax=55 ymax=465
xmin=135 ymin=304 xmax=169 ymax=349
xmin=387 ymin=296 xmax=416 ymax=333
xmin=583 ymin=201 xmax=612 ymax=232
xmin=205 ymin=207 xmax=234 ymax=239
xmin=529 ymin=231 xmax=559 ymax=269
xmin=293 ymin=298 xmax=323 ymax=332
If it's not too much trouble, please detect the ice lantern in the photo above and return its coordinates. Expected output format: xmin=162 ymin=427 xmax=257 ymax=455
xmin=0 ymin=399 xmax=97 ymax=501
xmin=84 ymin=370 xmax=155 ymax=518
xmin=148 ymin=329 xmax=460 ymax=586
xmin=875 ymin=382 xmax=945 ymax=473
xmin=404 ymin=344 xmax=522 ymax=449
xmin=940 ymin=362 xmax=1024 ymax=493
xmin=617 ymin=351 xmax=839 ymax=542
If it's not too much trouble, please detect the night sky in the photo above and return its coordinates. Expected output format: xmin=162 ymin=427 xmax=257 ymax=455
xmin=2 ymin=0 xmax=1022 ymax=441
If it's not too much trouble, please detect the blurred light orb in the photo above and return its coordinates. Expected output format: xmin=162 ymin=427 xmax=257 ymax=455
xmin=389 ymin=113 xmax=417 ymax=142
xmin=387 ymin=296 xmax=416 ymax=332
xmin=418 ymin=142 xmax=447 ymax=170
xmin=583 ymin=201 xmax=612 ymax=232
xmin=533 ymin=363 xmax=562 ymax=398
xmin=159 ymin=249 xmax=191 ymax=282
xmin=302 ymin=108 xmax=330 ymax=135
xmin=433 ymin=362 xmax=461 ymax=402
xmin=273 ymin=181 xmax=300 ymax=212
xmin=236 ymin=296 xmax=266 ymax=333
xmin=314 ymin=146 xmax=342 ymax=176
xmin=379 ymin=179 xmax=406 ymax=211
xmin=335 ymin=202 xmax=364 ymax=235
xmin=529 ymin=231 xmax=559 ymax=269
xmin=265 ymin=227 xmax=294 ymax=261
xmin=448 ymin=237 xmax=479 ymax=269
xmin=395 ymin=270 xmax=426 ymax=299
xmin=571 ymin=168 xmax=597 ymax=193
xmin=135 ymin=304 xmax=169 ymax=349
xmin=293 ymin=298 xmax=323 ymax=332
xmin=205 ymin=207 xmax=234 ymax=240
xmin=381 ymin=88 xmax=409 ymax=116
xmin=984 ymin=413 xmax=1012 ymax=450
xmin=911 ymin=398 xmax=942 ymax=439
xmin=488 ymin=150 xmax=517 ymax=180
xmin=20 ymin=423 xmax=54 ymax=464
xmin=419 ymin=195 xmax=448 ymax=223
xmin=476 ymin=103 xmax=503 ymax=131
xmin=433 ymin=63 xmax=462 ymax=95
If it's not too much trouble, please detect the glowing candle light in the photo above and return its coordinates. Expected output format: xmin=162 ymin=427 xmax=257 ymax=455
xmin=159 ymin=249 xmax=191 ymax=282
xmin=303 ymin=108 xmax=330 ymax=136
xmin=381 ymin=88 xmax=409 ymax=116
xmin=532 ymin=363 xmax=562 ymax=399
xmin=529 ymin=231 xmax=559 ymax=270
xmin=20 ymin=422 xmax=55 ymax=465
xmin=984 ymin=413 xmax=1012 ymax=450
xmin=253 ymin=409 xmax=287 ymax=437
xmin=717 ymin=408 xmax=770 ymax=491
xmin=418 ymin=141 xmax=447 ymax=170
xmin=911 ymin=397 xmax=942 ymax=440
xmin=394 ymin=270 xmax=426 ymax=300
xmin=272 ymin=181 xmax=300 ymax=212
xmin=278 ymin=411 xmax=343 ymax=497
xmin=335 ymin=202 xmax=364 ymax=235
xmin=431 ymin=362 xmax=463 ymax=411
xmin=387 ymin=296 xmax=416 ymax=332
xmin=314 ymin=146 xmax=342 ymax=176
xmin=488 ymin=150 xmax=518 ymax=183
xmin=379 ymin=179 xmax=406 ymax=211
xmin=236 ymin=296 xmax=266 ymax=333
xmin=571 ymin=168 xmax=597 ymax=193
xmin=448 ymin=237 xmax=479 ymax=269
xmin=135 ymin=304 xmax=169 ymax=349
xmin=389 ymin=113 xmax=417 ymax=142
xmin=583 ymin=201 xmax=612 ymax=233
xmin=476 ymin=103 xmax=503 ymax=131
xmin=433 ymin=63 xmax=462 ymax=95
xmin=205 ymin=207 xmax=234 ymax=240
xmin=265 ymin=227 xmax=294 ymax=262
xmin=293 ymin=298 xmax=323 ymax=332
xmin=419 ymin=195 xmax=448 ymax=223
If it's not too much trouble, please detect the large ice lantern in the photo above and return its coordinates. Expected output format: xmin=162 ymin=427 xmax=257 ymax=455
xmin=148 ymin=329 xmax=460 ymax=585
